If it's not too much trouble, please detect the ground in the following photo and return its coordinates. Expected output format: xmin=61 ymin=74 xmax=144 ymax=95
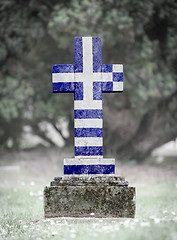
xmin=0 ymin=147 xmax=177 ymax=240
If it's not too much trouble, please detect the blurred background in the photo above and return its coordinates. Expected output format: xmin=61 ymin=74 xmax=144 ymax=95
xmin=1 ymin=2 xmax=177 ymax=237
xmin=0 ymin=0 xmax=177 ymax=163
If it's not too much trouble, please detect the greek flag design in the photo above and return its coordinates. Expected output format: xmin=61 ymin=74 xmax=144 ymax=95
xmin=52 ymin=37 xmax=123 ymax=175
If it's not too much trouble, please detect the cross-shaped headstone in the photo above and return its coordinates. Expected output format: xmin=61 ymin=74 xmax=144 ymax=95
xmin=52 ymin=37 xmax=123 ymax=176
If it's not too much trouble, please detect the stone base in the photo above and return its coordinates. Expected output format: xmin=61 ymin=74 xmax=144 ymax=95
xmin=44 ymin=176 xmax=136 ymax=218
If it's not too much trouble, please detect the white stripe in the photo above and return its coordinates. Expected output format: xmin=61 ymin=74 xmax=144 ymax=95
xmin=74 ymin=100 xmax=102 ymax=109
xmin=75 ymin=73 xmax=101 ymax=81
xmin=53 ymin=72 xmax=111 ymax=83
xmin=74 ymin=119 xmax=102 ymax=128
xmin=113 ymin=64 xmax=123 ymax=72
xmin=113 ymin=82 xmax=123 ymax=91
xmin=75 ymin=137 xmax=103 ymax=146
xmin=53 ymin=71 xmax=113 ymax=83
xmin=82 ymin=37 xmax=94 ymax=102
xmin=83 ymin=37 xmax=93 ymax=74
xmin=102 ymin=72 xmax=112 ymax=81
xmin=52 ymin=73 xmax=74 ymax=82
xmin=64 ymin=158 xmax=115 ymax=165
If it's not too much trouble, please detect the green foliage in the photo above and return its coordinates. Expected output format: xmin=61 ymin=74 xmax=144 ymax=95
xmin=0 ymin=0 xmax=176 ymax=148
xmin=0 ymin=77 xmax=33 ymax=121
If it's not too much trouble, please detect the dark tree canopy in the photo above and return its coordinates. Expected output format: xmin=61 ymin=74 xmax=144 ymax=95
xmin=0 ymin=0 xmax=177 ymax=161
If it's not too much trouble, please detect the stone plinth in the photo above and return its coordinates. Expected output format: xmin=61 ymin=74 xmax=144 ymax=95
xmin=44 ymin=176 xmax=136 ymax=218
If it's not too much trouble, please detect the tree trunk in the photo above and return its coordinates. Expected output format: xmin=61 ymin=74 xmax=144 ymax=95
xmin=104 ymin=90 xmax=177 ymax=161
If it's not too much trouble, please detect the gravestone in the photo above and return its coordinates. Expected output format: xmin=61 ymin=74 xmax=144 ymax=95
xmin=44 ymin=37 xmax=136 ymax=218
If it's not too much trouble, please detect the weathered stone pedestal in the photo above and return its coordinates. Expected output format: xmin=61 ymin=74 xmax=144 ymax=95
xmin=44 ymin=176 xmax=136 ymax=218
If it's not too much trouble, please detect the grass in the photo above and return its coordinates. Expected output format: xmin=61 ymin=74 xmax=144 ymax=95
xmin=0 ymin=147 xmax=177 ymax=239
xmin=0 ymin=179 xmax=177 ymax=240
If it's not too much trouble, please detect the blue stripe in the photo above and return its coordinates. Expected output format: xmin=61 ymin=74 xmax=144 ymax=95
xmin=75 ymin=146 xmax=103 ymax=156
xmin=102 ymin=64 xmax=113 ymax=72
xmin=93 ymin=82 xmax=102 ymax=100
xmin=64 ymin=164 xmax=115 ymax=175
xmin=113 ymin=72 xmax=123 ymax=82
xmin=74 ymin=109 xmax=102 ymax=119
xmin=75 ymin=128 xmax=103 ymax=137
xmin=53 ymin=82 xmax=83 ymax=98
xmin=74 ymin=37 xmax=83 ymax=73
xmin=74 ymin=82 xmax=83 ymax=100
xmin=93 ymin=82 xmax=113 ymax=100
xmin=53 ymin=82 xmax=75 ymax=93
xmin=92 ymin=37 xmax=102 ymax=72
xmin=52 ymin=64 xmax=74 ymax=73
